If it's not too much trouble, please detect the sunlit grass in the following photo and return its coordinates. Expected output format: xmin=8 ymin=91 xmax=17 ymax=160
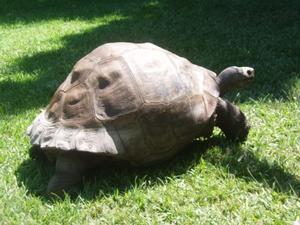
xmin=0 ymin=0 xmax=299 ymax=224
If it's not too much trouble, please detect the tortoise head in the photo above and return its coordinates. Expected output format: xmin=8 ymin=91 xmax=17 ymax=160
xmin=216 ymin=66 xmax=255 ymax=96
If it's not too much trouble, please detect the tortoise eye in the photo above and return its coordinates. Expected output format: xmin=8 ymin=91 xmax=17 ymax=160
xmin=98 ymin=77 xmax=110 ymax=89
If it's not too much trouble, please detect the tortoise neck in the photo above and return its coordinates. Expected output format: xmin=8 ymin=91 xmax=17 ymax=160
xmin=216 ymin=72 xmax=231 ymax=96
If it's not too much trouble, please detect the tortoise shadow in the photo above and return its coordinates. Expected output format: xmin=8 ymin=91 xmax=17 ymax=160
xmin=15 ymin=136 xmax=300 ymax=202
xmin=15 ymin=140 xmax=208 ymax=201
xmin=203 ymin=137 xmax=300 ymax=197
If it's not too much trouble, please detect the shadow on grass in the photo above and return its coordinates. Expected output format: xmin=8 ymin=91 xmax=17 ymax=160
xmin=203 ymin=138 xmax=300 ymax=197
xmin=1 ymin=0 xmax=300 ymax=115
xmin=15 ymin=136 xmax=300 ymax=202
xmin=15 ymin=139 xmax=208 ymax=201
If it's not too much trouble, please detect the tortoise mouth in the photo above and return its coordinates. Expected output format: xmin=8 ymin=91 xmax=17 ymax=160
xmin=239 ymin=76 xmax=254 ymax=87
xmin=245 ymin=76 xmax=254 ymax=82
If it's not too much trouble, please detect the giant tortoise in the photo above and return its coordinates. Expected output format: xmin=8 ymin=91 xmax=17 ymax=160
xmin=27 ymin=42 xmax=255 ymax=193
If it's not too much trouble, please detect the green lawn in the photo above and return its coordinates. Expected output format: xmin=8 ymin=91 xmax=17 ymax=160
xmin=0 ymin=0 xmax=299 ymax=224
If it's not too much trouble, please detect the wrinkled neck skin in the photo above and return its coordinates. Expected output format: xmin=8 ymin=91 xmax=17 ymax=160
xmin=216 ymin=71 xmax=234 ymax=96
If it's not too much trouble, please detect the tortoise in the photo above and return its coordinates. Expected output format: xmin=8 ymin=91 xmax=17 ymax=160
xmin=26 ymin=42 xmax=255 ymax=193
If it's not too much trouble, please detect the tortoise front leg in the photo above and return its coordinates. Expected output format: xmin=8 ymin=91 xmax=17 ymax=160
xmin=47 ymin=153 xmax=87 ymax=194
xmin=215 ymin=98 xmax=250 ymax=141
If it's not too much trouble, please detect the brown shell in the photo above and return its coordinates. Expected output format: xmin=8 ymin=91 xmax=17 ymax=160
xmin=27 ymin=42 xmax=220 ymax=165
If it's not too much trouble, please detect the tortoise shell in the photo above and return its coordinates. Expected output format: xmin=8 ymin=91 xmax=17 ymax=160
xmin=27 ymin=42 xmax=220 ymax=165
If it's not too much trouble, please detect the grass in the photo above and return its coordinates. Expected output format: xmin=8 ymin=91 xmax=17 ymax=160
xmin=0 ymin=0 xmax=299 ymax=224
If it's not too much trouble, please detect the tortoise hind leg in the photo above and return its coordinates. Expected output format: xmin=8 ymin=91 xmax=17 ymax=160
xmin=215 ymin=98 xmax=250 ymax=141
xmin=47 ymin=153 xmax=87 ymax=194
